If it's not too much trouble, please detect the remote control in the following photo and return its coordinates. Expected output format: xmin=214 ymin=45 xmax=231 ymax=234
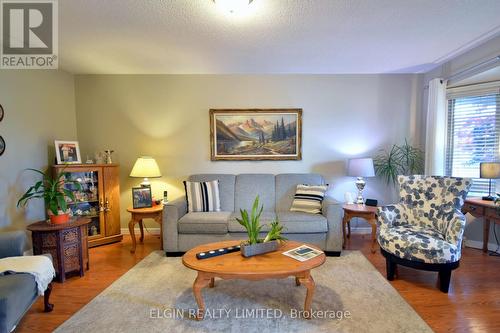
xmin=196 ymin=245 xmax=241 ymax=259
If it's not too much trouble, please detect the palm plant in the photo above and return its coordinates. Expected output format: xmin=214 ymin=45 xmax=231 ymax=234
xmin=17 ymin=168 xmax=81 ymax=218
xmin=236 ymin=195 xmax=286 ymax=245
xmin=373 ymin=139 xmax=424 ymax=185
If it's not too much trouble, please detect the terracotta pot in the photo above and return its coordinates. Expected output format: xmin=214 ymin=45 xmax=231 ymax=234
xmin=49 ymin=213 xmax=70 ymax=224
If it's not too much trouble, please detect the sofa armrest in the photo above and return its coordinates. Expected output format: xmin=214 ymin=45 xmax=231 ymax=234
xmin=0 ymin=231 xmax=26 ymax=259
xmin=322 ymin=198 xmax=342 ymax=252
xmin=377 ymin=203 xmax=405 ymax=229
xmin=162 ymin=197 xmax=187 ymax=252
xmin=445 ymin=209 xmax=466 ymax=247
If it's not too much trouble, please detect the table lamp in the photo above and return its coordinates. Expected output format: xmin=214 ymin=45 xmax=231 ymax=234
xmin=130 ymin=156 xmax=162 ymax=187
xmin=480 ymin=162 xmax=500 ymax=201
xmin=347 ymin=158 xmax=375 ymax=204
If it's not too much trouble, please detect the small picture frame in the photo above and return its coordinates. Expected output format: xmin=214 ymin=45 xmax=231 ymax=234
xmin=55 ymin=140 xmax=82 ymax=164
xmin=132 ymin=186 xmax=153 ymax=209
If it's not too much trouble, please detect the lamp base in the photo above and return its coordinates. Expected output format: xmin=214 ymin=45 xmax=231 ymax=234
xmin=482 ymin=195 xmax=495 ymax=201
xmin=141 ymin=178 xmax=151 ymax=187
xmin=355 ymin=177 xmax=366 ymax=205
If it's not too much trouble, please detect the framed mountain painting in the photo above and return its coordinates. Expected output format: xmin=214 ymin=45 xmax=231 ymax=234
xmin=209 ymin=109 xmax=302 ymax=161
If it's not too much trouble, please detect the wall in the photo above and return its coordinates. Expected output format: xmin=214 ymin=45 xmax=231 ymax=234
xmin=0 ymin=70 xmax=77 ymax=230
xmin=422 ymin=34 xmax=500 ymax=250
xmin=75 ymin=74 xmax=422 ymax=228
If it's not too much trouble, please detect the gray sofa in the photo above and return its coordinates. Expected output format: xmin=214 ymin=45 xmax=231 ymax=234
xmin=162 ymin=173 xmax=342 ymax=254
xmin=0 ymin=231 xmax=53 ymax=333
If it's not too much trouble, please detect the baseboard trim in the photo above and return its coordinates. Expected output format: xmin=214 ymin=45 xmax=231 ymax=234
xmin=464 ymin=239 xmax=500 ymax=254
xmin=121 ymin=227 xmax=161 ymax=235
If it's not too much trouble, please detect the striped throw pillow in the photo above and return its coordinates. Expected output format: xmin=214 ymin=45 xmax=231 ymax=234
xmin=183 ymin=180 xmax=221 ymax=212
xmin=290 ymin=184 xmax=328 ymax=214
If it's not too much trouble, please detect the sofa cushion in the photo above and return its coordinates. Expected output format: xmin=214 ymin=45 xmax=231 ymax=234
xmin=377 ymin=224 xmax=460 ymax=264
xmin=277 ymin=212 xmax=328 ymax=233
xmin=275 ymin=174 xmax=325 ymax=212
xmin=235 ymin=174 xmax=275 ymax=212
xmin=228 ymin=212 xmax=327 ymax=234
xmin=0 ymin=273 xmax=37 ymax=333
xmin=188 ymin=174 xmax=236 ymax=211
xmin=184 ymin=180 xmax=221 ymax=212
xmin=228 ymin=212 xmax=277 ymax=232
xmin=178 ymin=212 xmax=231 ymax=234
xmin=290 ymin=184 xmax=328 ymax=214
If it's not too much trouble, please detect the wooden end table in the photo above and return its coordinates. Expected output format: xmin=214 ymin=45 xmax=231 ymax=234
xmin=27 ymin=217 xmax=91 ymax=282
xmin=127 ymin=205 xmax=163 ymax=253
xmin=342 ymin=204 xmax=378 ymax=253
xmin=182 ymin=240 xmax=326 ymax=320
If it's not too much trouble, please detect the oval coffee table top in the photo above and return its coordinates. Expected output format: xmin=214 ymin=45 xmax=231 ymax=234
xmin=182 ymin=240 xmax=326 ymax=276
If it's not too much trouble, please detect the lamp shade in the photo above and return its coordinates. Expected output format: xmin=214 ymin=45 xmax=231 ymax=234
xmin=347 ymin=158 xmax=375 ymax=177
xmin=129 ymin=156 xmax=162 ymax=178
xmin=480 ymin=162 xmax=500 ymax=179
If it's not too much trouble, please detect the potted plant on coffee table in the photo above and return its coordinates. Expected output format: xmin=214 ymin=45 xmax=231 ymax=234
xmin=17 ymin=168 xmax=81 ymax=224
xmin=237 ymin=196 xmax=287 ymax=257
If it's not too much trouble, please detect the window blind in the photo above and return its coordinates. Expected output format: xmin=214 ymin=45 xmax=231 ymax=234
xmin=445 ymin=82 xmax=500 ymax=197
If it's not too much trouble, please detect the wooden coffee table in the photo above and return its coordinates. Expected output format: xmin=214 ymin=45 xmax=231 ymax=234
xmin=182 ymin=240 xmax=326 ymax=320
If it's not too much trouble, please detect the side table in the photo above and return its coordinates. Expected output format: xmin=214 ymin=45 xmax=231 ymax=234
xmin=27 ymin=217 xmax=91 ymax=282
xmin=342 ymin=204 xmax=378 ymax=253
xmin=127 ymin=205 xmax=164 ymax=253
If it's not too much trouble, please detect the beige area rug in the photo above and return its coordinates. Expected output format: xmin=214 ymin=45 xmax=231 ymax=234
xmin=55 ymin=251 xmax=432 ymax=333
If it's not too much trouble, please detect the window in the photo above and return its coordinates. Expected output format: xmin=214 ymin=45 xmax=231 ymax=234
xmin=445 ymin=82 xmax=500 ymax=197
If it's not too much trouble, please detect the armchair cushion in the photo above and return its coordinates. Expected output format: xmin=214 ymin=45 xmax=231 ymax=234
xmin=0 ymin=274 xmax=38 ymax=333
xmin=378 ymin=224 xmax=460 ymax=264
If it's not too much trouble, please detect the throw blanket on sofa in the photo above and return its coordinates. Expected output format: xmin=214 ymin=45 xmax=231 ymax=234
xmin=0 ymin=255 xmax=55 ymax=295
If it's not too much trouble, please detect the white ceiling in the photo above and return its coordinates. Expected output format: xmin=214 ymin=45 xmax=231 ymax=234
xmin=59 ymin=0 xmax=500 ymax=74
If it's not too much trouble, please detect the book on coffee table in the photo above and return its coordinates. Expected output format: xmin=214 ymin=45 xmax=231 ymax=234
xmin=282 ymin=245 xmax=323 ymax=262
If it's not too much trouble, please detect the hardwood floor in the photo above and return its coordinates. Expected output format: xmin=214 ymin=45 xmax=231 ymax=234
xmin=17 ymin=233 xmax=500 ymax=333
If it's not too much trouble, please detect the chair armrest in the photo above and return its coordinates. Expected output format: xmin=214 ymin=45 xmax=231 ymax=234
xmin=322 ymin=198 xmax=342 ymax=252
xmin=445 ymin=209 xmax=466 ymax=247
xmin=162 ymin=197 xmax=187 ymax=252
xmin=0 ymin=231 xmax=26 ymax=259
xmin=377 ymin=203 xmax=405 ymax=229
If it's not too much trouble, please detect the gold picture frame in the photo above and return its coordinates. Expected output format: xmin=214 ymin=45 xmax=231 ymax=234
xmin=209 ymin=109 xmax=302 ymax=161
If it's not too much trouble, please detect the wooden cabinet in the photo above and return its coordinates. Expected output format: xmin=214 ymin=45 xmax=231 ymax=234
xmin=53 ymin=164 xmax=123 ymax=247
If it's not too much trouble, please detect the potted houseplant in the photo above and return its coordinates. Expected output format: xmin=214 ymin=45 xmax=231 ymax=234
xmin=373 ymin=139 xmax=424 ymax=185
xmin=237 ymin=196 xmax=287 ymax=257
xmin=17 ymin=168 xmax=81 ymax=224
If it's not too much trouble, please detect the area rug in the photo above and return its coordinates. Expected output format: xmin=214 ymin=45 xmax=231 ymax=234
xmin=55 ymin=251 xmax=432 ymax=333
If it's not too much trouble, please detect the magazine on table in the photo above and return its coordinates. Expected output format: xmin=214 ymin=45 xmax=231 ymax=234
xmin=282 ymin=245 xmax=323 ymax=262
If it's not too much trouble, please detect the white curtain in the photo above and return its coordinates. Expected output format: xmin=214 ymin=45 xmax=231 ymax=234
xmin=425 ymin=78 xmax=447 ymax=176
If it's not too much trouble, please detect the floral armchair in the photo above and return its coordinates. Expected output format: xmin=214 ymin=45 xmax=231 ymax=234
xmin=377 ymin=175 xmax=472 ymax=293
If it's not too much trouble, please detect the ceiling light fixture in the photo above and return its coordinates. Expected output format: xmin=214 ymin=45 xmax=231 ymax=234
xmin=213 ymin=0 xmax=253 ymax=14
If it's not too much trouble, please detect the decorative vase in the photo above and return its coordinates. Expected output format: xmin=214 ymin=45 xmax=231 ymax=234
xmin=240 ymin=240 xmax=280 ymax=257
xmin=49 ymin=213 xmax=70 ymax=224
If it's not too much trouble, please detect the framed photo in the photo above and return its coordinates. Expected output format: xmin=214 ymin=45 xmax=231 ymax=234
xmin=209 ymin=109 xmax=302 ymax=161
xmin=55 ymin=140 xmax=82 ymax=164
xmin=132 ymin=186 xmax=153 ymax=209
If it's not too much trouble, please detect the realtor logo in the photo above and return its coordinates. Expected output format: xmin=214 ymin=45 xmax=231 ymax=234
xmin=1 ymin=0 xmax=58 ymax=69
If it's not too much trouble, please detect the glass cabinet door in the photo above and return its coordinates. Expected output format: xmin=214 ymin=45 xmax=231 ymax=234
xmin=63 ymin=169 xmax=105 ymax=239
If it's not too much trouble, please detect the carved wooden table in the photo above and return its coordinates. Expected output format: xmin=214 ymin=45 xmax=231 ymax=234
xmin=127 ymin=205 xmax=163 ymax=253
xmin=27 ymin=217 xmax=91 ymax=282
xmin=182 ymin=240 xmax=326 ymax=320
xmin=342 ymin=204 xmax=378 ymax=253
